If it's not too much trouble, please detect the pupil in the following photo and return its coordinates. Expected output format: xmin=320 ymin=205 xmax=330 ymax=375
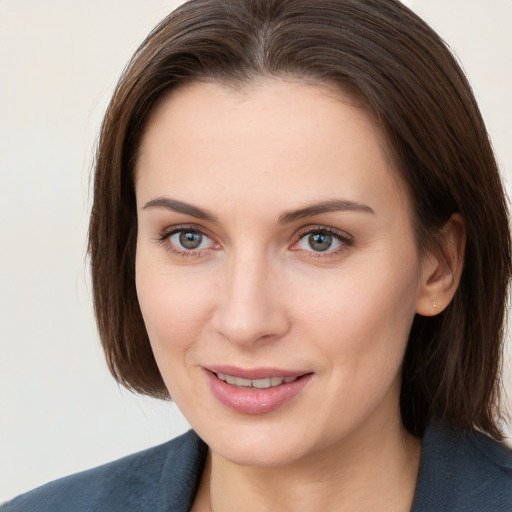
xmin=309 ymin=233 xmax=332 ymax=251
xmin=179 ymin=231 xmax=202 ymax=249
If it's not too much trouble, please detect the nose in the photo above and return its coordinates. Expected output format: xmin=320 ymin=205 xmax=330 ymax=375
xmin=211 ymin=249 xmax=290 ymax=346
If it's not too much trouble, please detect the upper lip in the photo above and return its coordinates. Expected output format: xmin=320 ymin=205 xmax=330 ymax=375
xmin=205 ymin=365 xmax=309 ymax=380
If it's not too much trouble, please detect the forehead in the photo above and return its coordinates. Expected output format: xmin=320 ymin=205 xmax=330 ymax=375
xmin=135 ymin=79 xmax=410 ymax=222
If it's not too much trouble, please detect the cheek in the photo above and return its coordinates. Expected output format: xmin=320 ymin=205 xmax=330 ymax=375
xmin=135 ymin=252 xmax=215 ymax=353
xmin=293 ymin=253 xmax=420 ymax=364
xmin=135 ymin=255 xmax=218 ymax=403
xmin=296 ymin=258 xmax=420 ymax=424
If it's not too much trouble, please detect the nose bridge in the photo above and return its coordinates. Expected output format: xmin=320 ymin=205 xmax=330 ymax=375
xmin=212 ymin=244 xmax=288 ymax=345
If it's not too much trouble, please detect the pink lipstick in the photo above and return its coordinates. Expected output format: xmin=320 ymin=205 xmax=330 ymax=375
xmin=204 ymin=366 xmax=313 ymax=415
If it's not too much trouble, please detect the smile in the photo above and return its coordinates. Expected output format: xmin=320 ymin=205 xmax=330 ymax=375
xmin=215 ymin=372 xmax=299 ymax=389
xmin=205 ymin=368 xmax=313 ymax=414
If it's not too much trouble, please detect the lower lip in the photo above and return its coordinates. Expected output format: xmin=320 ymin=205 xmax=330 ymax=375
xmin=205 ymin=370 xmax=313 ymax=415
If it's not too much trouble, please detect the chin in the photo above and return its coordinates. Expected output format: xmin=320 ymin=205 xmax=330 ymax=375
xmin=213 ymin=437 xmax=308 ymax=468
xmin=193 ymin=415 xmax=325 ymax=468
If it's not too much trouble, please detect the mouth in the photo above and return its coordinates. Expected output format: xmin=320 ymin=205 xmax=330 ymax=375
xmin=204 ymin=367 xmax=313 ymax=414
xmin=214 ymin=372 xmax=300 ymax=389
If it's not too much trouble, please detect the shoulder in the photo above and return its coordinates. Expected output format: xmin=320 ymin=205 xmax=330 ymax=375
xmin=412 ymin=421 xmax=512 ymax=512
xmin=1 ymin=430 xmax=207 ymax=512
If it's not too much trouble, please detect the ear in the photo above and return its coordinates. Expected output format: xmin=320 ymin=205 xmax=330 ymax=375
xmin=416 ymin=213 xmax=466 ymax=316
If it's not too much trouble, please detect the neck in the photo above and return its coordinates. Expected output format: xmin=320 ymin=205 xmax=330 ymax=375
xmin=194 ymin=415 xmax=421 ymax=512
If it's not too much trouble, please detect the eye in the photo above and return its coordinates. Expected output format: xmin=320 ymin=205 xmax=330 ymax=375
xmin=160 ymin=227 xmax=217 ymax=254
xmin=171 ymin=230 xmax=207 ymax=250
xmin=295 ymin=228 xmax=351 ymax=254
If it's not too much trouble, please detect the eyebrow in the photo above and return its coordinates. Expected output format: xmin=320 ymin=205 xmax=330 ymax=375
xmin=142 ymin=197 xmax=374 ymax=224
xmin=142 ymin=197 xmax=217 ymax=222
xmin=278 ymin=200 xmax=375 ymax=224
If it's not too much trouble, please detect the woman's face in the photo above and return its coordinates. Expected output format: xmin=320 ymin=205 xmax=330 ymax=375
xmin=135 ymin=79 xmax=429 ymax=466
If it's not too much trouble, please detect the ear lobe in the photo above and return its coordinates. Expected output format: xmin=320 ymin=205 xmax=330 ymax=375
xmin=416 ymin=213 xmax=466 ymax=316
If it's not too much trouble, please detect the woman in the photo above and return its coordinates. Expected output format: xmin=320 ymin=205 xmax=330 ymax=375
xmin=3 ymin=0 xmax=511 ymax=510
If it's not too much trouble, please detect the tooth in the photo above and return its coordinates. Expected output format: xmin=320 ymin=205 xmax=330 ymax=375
xmin=235 ymin=377 xmax=252 ymax=387
xmin=217 ymin=372 xmax=299 ymax=388
xmin=252 ymin=378 xmax=272 ymax=389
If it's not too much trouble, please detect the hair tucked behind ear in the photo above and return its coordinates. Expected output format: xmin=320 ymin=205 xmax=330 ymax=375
xmin=89 ymin=0 xmax=511 ymax=438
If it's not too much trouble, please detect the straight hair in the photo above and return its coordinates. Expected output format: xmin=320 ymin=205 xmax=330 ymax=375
xmin=89 ymin=0 xmax=511 ymax=439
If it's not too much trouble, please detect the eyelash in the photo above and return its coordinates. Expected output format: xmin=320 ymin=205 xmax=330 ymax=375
xmin=292 ymin=226 xmax=353 ymax=258
xmin=156 ymin=225 xmax=353 ymax=258
xmin=156 ymin=224 xmax=218 ymax=257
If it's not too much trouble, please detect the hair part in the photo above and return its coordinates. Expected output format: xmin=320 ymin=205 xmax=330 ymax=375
xmin=89 ymin=0 xmax=511 ymax=439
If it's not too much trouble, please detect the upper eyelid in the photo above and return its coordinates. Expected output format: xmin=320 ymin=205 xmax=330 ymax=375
xmin=294 ymin=225 xmax=352 ymax=240
xmin=160 ymin=224 xmax=214 ymax=239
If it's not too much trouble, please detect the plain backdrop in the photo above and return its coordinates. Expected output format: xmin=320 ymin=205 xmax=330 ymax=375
xmin=1 ymin=0 xmax=511 ymax=502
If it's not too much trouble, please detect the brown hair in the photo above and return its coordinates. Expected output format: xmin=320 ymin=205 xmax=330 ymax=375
xmin=89 ymin=0 xmax=511 ymax=439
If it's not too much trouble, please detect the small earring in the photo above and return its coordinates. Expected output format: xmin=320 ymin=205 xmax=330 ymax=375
xmin=432 ymin=301 xmax=437 ymax=309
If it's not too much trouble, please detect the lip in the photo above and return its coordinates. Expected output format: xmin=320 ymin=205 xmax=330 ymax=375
xmin=206 ymin=365 xmax=306 ymax=380
xmin=204 ymin=367 xmax=313 ymax=415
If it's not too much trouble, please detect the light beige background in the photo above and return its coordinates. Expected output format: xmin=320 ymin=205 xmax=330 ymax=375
xmin=1 ymin=0 xmax=511 ymax=502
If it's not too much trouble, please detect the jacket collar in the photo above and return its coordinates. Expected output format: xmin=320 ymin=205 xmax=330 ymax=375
xmin=411 ymin=420 xmax=512 ymax=511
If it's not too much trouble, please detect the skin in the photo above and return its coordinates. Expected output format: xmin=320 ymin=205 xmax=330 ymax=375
xmin=135 ymin=79 xmax=464 ymax=512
